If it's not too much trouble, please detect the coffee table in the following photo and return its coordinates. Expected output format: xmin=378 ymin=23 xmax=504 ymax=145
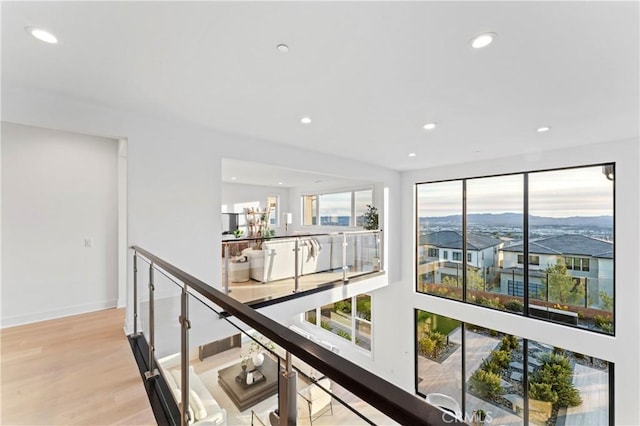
xmin=218 ymin=355 xmax=278 ymax=411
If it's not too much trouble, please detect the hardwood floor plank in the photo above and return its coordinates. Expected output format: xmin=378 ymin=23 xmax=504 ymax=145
xmin=1 ymin=308 xmax=156 ymax=425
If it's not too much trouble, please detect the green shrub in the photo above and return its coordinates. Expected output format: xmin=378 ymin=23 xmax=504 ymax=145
xmin=320 ymin=321 xmax=332 ymax=331
xmin=480 ymin=358 xmax=502 ymax=375
xmin=489 ymin=329 xmax=499 ymax=337
xmin=336 ymin=329 xmax=352 ymax=341
xmin=500 ymin=334 xmax=519 ymax=352
xmin=490 ymin=349 xmax=512 ymax=369
xmin=431 ymin=332 xmax=447 ymax=353
xmin=599 ymin=291 xmax=614 ymax=311
xmin=594 ymin=315 xmax=613 ymax=333
xmin=418 ymin=337 xmax=436 ymax=357
xmin=334 ymin=300 xmax=351 ymax=314
xmin=504 ymin=299 xmax=524 ymax=313
xmin=470 ymin=369 xmax=503 ymax=398
xmin=530 ymin=353 xmax=582 ymax=407
xmin=475 ymin=296 xmax=505 ymax=311
xmin=356 ymin=298 xmax=372 ymax=321
xmin=529 ymin=382 xmax=558 ymax=404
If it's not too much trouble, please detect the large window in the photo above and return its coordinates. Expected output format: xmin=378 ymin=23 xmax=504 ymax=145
xmin=416 ymin=164 xmax=615 ymax=335
xmin=302 ymin=188 xmax=373 ymax=227
xmin=415 ymin=309 xmax=612 ymax=425
xmin=417 ymin=180 xmax=463 ymax=300
xmin=304 ymin=294 xmax=372 ymax=351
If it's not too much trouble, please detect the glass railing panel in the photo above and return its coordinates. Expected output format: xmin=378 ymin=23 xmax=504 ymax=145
xmin=222 ymin=239 xmax=253 ymax=293
xmin=298 ymin=234 xmax=340 ymax=286
xmin=301 ymin=363 xmax=399 ymax=425
xmin=152 ymin=266 xmax=182 ymax=408
xmin=346 ymin=231 xmax=381 ymax=279
xmin=135 ymin=254 xmax=151 ymax=342
xmin=223 ymin=231 xmax=384 ymax=305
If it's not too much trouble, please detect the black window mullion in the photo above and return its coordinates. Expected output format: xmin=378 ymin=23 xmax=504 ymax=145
xmin=523 ymin=338 xmax=529 ymax=425
xmin=524 ymin=173 xmax=530 ymax=317
xmin=462 ymin=180 xmax=467 ymax=302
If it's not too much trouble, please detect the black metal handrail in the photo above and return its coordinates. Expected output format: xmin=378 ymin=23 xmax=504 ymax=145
xmin=132 ymin=245 xmax=459 ymax=426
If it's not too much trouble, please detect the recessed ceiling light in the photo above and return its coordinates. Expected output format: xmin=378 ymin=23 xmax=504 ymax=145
xmin=423 ymin=123 xmax=437 ymax=130
xmin=25 ymin=26 xmax=58 ymax=44
xmin=408 ymin=153 xmax=417 ymax=157
xmin=471 ymin=32 xmax=496 ymax=49
xmin=300 ymin=116 xmax=312 ymax=124
xmin=276 ymin=44 xmax=289 ymax=53
xmin=231 ymin=176 xmax=237 ymax=180
xmin=278 ymin=182 xmax=284 ymax=185
xmin=537 ymin=126 xmax=551 ymax=133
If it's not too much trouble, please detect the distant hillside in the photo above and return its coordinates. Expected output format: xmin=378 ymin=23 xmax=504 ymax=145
xmin=419 ymin=213 xmax=612 ymax=228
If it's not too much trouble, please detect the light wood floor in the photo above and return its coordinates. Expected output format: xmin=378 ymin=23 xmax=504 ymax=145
xmin=1 ymin=308 xmax=156 ymax=425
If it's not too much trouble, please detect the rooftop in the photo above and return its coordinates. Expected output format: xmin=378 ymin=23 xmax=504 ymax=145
xmin=502 ymin=234 xmax=613 ymax=259
xmin=419 ymin=230 xmax=502 ymax=251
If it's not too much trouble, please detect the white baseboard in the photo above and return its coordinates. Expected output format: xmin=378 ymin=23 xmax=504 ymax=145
xmin=1 ymin=299 xmax=118 ymax=328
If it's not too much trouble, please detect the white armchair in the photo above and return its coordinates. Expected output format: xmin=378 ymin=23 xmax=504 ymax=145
xmin=425 ymin=393 xmax=463 ymax=420
xmin=298 ymin=378 xmax=333 ymax=425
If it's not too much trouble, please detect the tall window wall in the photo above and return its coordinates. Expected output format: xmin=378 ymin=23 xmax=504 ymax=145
xmin=415 ymin=309 xmax=612 ymax=425
xmin=416 ymin=164 xmax=615 ymax=335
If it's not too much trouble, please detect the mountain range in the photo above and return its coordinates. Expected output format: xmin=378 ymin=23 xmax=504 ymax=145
xmin=419 ymin=213 xmax=612 ymax=228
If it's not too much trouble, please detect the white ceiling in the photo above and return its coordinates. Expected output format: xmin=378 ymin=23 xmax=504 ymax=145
xmin=2 ymin=1 xmax=638 ymax=171
xmin=221 ymin=158 xmax=369 ymax=188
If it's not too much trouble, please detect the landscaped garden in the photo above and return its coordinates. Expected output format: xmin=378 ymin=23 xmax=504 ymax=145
xmin=416 ymin=311 xmax=460 ymax=363
xmin=466 ymin=327 xmax=587 ymax=425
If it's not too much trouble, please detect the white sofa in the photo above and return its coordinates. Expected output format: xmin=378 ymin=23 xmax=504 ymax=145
xmin=164 ymin=365 xmax=227 ymax=425
xmin=298 ymin=378 xmax=333 ymax=425
xmin=244 ymin=236 xmax=353 ymax=283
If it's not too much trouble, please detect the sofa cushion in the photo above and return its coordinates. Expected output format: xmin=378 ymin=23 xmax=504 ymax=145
xmin=190 ymin=389 xmax=207 ymax=421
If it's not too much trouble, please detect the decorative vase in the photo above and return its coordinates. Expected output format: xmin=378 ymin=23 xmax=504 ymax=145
xmin=246 ymin=371 xmax=254 ymax=385
xmin=239 ymin=364 xmax=247 ymax=381
xmin=252 ymin=352 xmax=264 ymax=367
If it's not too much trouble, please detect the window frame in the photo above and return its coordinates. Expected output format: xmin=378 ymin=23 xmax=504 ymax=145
xmin=301 ymin=187 xmax=374 ymax=228
xmin=415 ymin=162 xmax=615 ymax=336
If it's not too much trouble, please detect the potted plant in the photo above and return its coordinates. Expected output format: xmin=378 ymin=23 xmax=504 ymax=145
xmin=472 ymin=409 xmax=487 ymax=425
xmin=247 ymin=333 xmax=276 ymax=367
xmin=363 ymin=204 xmax=379 ymax=230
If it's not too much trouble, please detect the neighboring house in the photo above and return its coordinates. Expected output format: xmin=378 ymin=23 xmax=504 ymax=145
xmin=418 ymin=231 xmax=503 ymax=286
xmin=499 ymin=234 xmax=614 ymax=306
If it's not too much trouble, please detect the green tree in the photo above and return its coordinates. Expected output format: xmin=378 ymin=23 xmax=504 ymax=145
xmin=530 ymin=353 xmax=582 ymax=407
xmin=466 ymin=267 xmax=486 ymax=291
xmin=545 ymin=260 xmax=584 ymax=305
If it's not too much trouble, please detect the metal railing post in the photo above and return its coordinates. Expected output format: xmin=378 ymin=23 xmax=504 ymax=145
xmin=224 ymin=243 xmax=231 ymax=294
xmin=294 ymin=238 xmax=300 ymax=293
xmin=132 ymin=251 xmax=140 ymax=337
xmin=179 ymin=284 xmax=191 ymax=426
xmin=144 ymin=262 xmax=160 ymax=380
xmin=342 ymin=233 xmax=349 ymax=283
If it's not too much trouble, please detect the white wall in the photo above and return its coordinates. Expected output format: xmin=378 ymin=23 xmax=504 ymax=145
xmin=221 ymin=182 xmax=290 ymax=231
xmin=1 ymin=85 xmax=402 ymax=332
xmin=1 ymin=123 xmax=118 ymax=326
xmin=396 ymin=138 xmax=639 ymax=424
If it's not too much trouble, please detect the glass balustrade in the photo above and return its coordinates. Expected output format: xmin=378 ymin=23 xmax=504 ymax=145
xmin=222 ymin=230 xmax=383 ymax=304
xmin=131 ymin=246 xmax=449 ymax=426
